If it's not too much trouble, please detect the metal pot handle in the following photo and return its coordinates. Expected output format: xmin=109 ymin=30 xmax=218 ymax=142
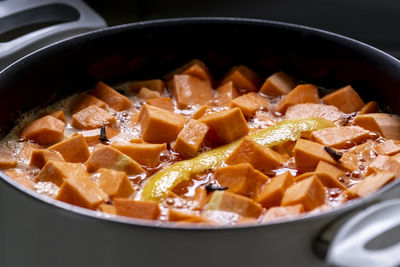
xmin=0 ymin=0 xmax=106 ymax=70
xmin=326 ymin=199 xmax=400 ymax=267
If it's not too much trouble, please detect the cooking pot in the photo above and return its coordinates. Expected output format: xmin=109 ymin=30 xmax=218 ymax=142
xmin=1 ymin=2 xmax=400 ymax=267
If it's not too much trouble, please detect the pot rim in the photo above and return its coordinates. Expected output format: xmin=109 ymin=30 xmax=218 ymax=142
xmin=1 ymin=17 xmax=400 ymax=230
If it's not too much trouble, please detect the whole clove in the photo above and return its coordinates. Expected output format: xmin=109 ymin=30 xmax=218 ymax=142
xmin=98 ymin=126 xmax=110 ymax=143
xmin=205 ymin=184 xmax=228 ymax=194
xmin=324 ymin=146 xmax=343 ymax=161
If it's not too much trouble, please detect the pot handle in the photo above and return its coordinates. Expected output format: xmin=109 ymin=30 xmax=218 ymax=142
xmin=326 ymin=199 xmax=400 ymax=267
xmin=0 ymin=0 xmax=106 ymax=70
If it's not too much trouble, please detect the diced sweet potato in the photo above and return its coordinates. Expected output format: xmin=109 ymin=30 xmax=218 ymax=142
xmin=205 ymin=191 xmax=263 ymax=218
xmin=296 ymin=172 xmax=346 ymax=190
xmin=226 ymin=137 xmax=286 ymax=172
xmin=3 ymin=169 xmax=35 ymax=190
xmin=129 ymin=108 xmax=140 ymax=126
xmin=127 ymin=79 xmax=165 ymax=93
xmin=215 ymin=163 xmax=269 ymax=199
xmin=36 ymin=160 xmax=88 ymax=186
xmin=311 ymin=126 xmax=371 ymax=149
xmin=72 ymin=127 xmax=120 ymax=147
xmin=293 ymin=139 xmax=337 ymax=171
xmin=168 ymin=209 xmax=210 ymax=223
xmin=315 ymin=160 xmax=346 ymax=182
xmin=192 ymin=105 xmax=209 ymax=120
xmin=137 ymin=87 xmax=161 ymax=99
xmin=173 ymin=119 xmax=209 ymax=158
xmin=0 ymin=149 xmax=17 ymax=169
xmin=146 ymin=97 xmax=174 ymax=112
xmin=262 ymin=204 xmax=304 ymax=222
xmin=281 ymin=176 xmax=325 ymax=211
xmin=230 ymin=92 xmax=269 ymax=117
xmin=277 ymin=84 xmax=319 ymax=113
xmin=358 ymin=101 xmax=379 ymax=115
xmin=86 ymin=144 xmax=144 ymax=175
xmin=285 ymin=103 xmax=345 ymax=125
xmin=49 ymin=110 xmax=66 ymax=123
xmin=166 ymin=59 xmax=212 ymax=83
xmin=48 ymin=135 xmax=90 ymax=163
xmin=220 ymin=65 xmax=261 ymax=93
xmin=18 ymin=142 xmax=42 ymax=163
xmin=322 ymin=85 xmax=364 ymax=113
xmin=56 ymin=171 xmax=107 ymax=210
xmin=72 ymin=105 xmax=116 ymax=130
xmin=215 ymin=81 xmax=239 ymax=107
xmin=30 ymin=149 xmax=64 ymax=168
xmin=251 ymin=111 xmax=278 ymax=129
xmin=111 ymin=141 xmax=166 ymax=167
xmin=138 ymin=104 xmax=188 ymax=143
xmin=98 ymin=203 xmax=116 ymax=214
xmin=70 ymin=93 xmax=107 ymax=114
xmin=259 ymin=71 xmax=298 ymax=96
xmin=347 ymin=171 xmax=396 ymax=198
xmin=114 ymin=198 xmax=160 ymax=220
xmin=199 ymin=107 xmax=248 ymax=144
xmin=257 ymin=171 xmax=295 ymax=208
xmin=168 ymin=74 xmax=214 ymax=108
xmin=20 ymin=115 xmax=65 ymax=145
xmin=367 ymin=155 xmax=400 ymax=176
xmin=96 ymin=168 xmax=134 ymax=198
xmin=354 ymin=113 xmax=400 ymax=140
xmin=92 ymin=81 xmax=132 ymax=111
xmin=375 ymin=140 xmax=400 ymax=156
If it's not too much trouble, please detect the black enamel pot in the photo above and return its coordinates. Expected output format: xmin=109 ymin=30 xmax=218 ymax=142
xmin=2 ymin=15 xmax=400 ymax=267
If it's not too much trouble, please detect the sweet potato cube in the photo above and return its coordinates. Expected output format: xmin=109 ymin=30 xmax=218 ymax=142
xmin=293 ymin=139 xmax=337 ymax=171
xmin=114 ymin=198 xmax=160 ymax=220
xmin=48 ymin=135 xmax=90 ymax=163
xmin=3 ymin=169 xmax=35 ymax=190
xmin=18 ymin=142 xmax=42 ymax=163
xmin=30 ymin=149 xmax=64 ymax=168
xmin=0 ymin=149 xmax=17 ymax=169
xmin=199 ymin=107 xmax=248 ymax=144
xmin=56 ymin=172 xmax=107 ymax=210
xmin=72 ymin=105 xmax=116 ymax=130
xmin=70 ymin=93 xmax=107 ymax=114
xmin=348 ymin=171 xmax=396 ymax=198
xmin=215 ymin=81 xmax=239 ymax=107
xmin=260 ymin=71 xmax=298 ymax=96
xmin=226 ymin=137 xmax=286 ymax=172
xmin=20 ymin=115 xmax=65 ymax=145
xmin=257 ymin=171 xmax=295 ymax=207
xmin=138 ymin=104 xmax=188 ymax=143
xmin=296 ymin=173 xmax=346 ymax=190
xmin=311 ymin=126 xmax=371 ymax=149
xmin=168 ymin=74 xmax=214 ymax=108
xmin=205 ymin=191 xmax=263 ymax=218
xmin=49 ymin=110 xmax=66 ymax=123
xmin=367 ymin=155 xmax=400 ymax=176
xmin=168 ymin=209 xmax=210 ymax=223
xmin=375 ymin=140 xmax=400 ymax=156
xmin=174 ymin=119 xmax=209 ymax=158
xmin=36 ymin=160 xmax=88 ymax=186
xmin=146 ymin=97 xmax=175 ymax=112
xmin=359 ymin=101 xmax=379 ymax=115
xmin=322 ymin=85 xmax=364 ymax=113
xmin=215 ymin=163 xmax=269 ymax=199
xmin=230 ymin=92 xmax=269 ymax=117
xmin=192 ymin=105 xmax=209 ymax=120
xmin=285 ymin=103 xmax=345 ymax=125
xmin=315 ymin=160 xmax=346 ymax=182
xmin=96 ymin=168 xmax=134 ymax=198
xmin=220 ymin=65 xmax=261 ymax=93
xmin=72 ymin=127 xmax=120 ymax=147
xmin=110 ymin=141 xmax=166 ymax=167
xmin=281 ymin=176 xmax=325 ymax=211
xmin=98 ymin=203 xmax=116 ymax=214
xmin=166 ymin=59 xmax=212 ymax=83
xmin=137 ymin=87 xmax=161 ymax=99
xmin=86 ymin=144 xmax=144 ymax=175
xmin=354 ymin=113 xmax=400 ymax=140
xmin=277 ymin=84 xmax=319 ymax=113
xmin=127 ymin=79 xmax=165 ymax=93
xmin=262 ymin=204 xmax=304 ymax=222
xmin=92 ymin=81 xmax=132 ymax=111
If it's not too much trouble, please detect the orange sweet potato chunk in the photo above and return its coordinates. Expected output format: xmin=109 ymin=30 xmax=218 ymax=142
xmin=127 ymin=79 xmax=165 ymax=93
xmin=70 ymin=93 xmax=107 ymax=114
xmin=220 ymin=65 xmax=261 ymax=93
xmin=0 ymin=149 xmax=17 ymax=169
xmin=293 ymin=139 xmax=337 ymax=172
xmin=192 ymin=105 xmax=209 ymax=120
xmin=138 ymin=104 xmax=188 ymax=143
xmin=48 ymin=134 xmax=90 ymax=163
xmin=86 ymin=144 xmax=144 ymax=175
xmin=367 ymin=155 xmax=400 ymax=176
xmin=358 ymin=101 xmax=379 ymax=115
xmin=111 ymin=141 xmax=166 ymax=167
xmin=262 ymin=204 xmax=304 ymax=222
xmin=315 ymin=160 xmax=346 ymax=182
xmin=168 ymin=209 xmax=210 ymax=223
xmin=259 ymin=71 xmax=298 ymax=96
xmin=146 ymin=97 xmax=175 ymax=112
xmin=20 ymin=115 xmax=65 ymax=145
xmin=168 ymin=74 xmax=214 ymax=108
xmin=354 ymin=113 xmax=400 ymax=140
xmin=18 ymin=142 xmax=42 ymax=163
xmin=174 ymin=119 xmax=209 ymax=158
xmin=114 ymin=198 xmax=160 ymax=220
xmin=281 ymin=176 xmax=325 ymax=211
xmin=99 ymin=203 xmax=116 ymax=214
xmin=137 ymin=87 xmax=161 ymax=99
xmin=375 ymin=140 xmax=400 ymax=156
xmin=199 ymin=107 xmax=248 ymax=144
xmin=215 ymin=81 xmax=239 ymax=107
xmin=36 ymin=160 xmax=88 ymax=186
xmin=347 ymin=171 xmax=396 ymax=198
xmin=96 ymin=168 xmax=134 ymax=198
xmin=230 ymin=92 xmax=269 ymax=117
xmin=30 ymin=149 xmax=64 ymax=169
xmin=296 ymin=172 xmax=346 ymax=190
xmin=277 ymin=84 xmax=319 ymax=113
xmin=257 ymin=171 xmax=295 ymax=208
xmin=166 ymin=59 xmax=212 ymax=83
xmin=311 ymin=126 xmax=371 ymax=149
xmin=285 ymin=103 xmax=345 ymax=125
xmin=226 ymin=137 xmax=286 ymax=172
xmin=72 ymin=127 xmax=120 ymax=147
xmin=322 ymin=85 xmax=364 ymax=113
xmin=49 ymin=110 xmax=66 ymax=123
xmin=92 ymin=81 xmax=132 ymax=111
xmin=72 ymin=105 xmax=116 ymax=130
